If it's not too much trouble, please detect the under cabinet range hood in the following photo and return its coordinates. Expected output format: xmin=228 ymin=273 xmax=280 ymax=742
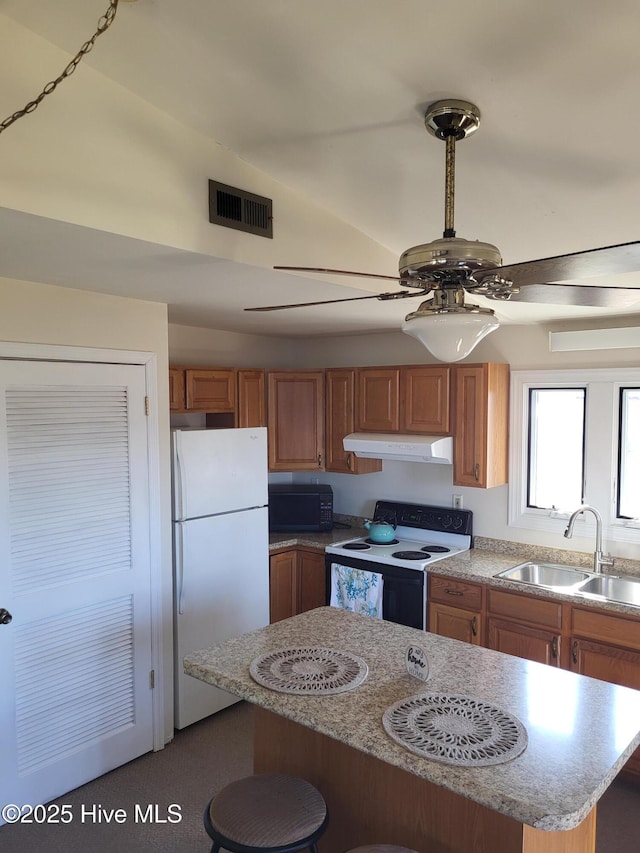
xmin=343 ymin=432 xmax=454 ymax=464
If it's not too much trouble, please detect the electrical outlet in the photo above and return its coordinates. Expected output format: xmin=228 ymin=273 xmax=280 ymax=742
xmin=452 ymin=494 xmax=463 ymax=509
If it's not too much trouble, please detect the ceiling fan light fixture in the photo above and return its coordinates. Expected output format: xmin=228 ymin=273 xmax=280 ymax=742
xmin=402 ymin=301 xmax=499 ymax=362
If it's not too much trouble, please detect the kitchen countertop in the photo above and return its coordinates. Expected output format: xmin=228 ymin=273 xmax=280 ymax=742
xmin=184 ymin=606 xmax=640 ymax=832
xmin=270 ymin=529 xmax=640 ymax=617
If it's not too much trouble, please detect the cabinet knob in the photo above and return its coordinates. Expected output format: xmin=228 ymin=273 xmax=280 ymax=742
xmin=551 ymin=635 xmax=558 ymax=659
xmin=572 ymin=640 xmax=578 ymax=664
xmin=445 ymin=588 xmax=463 ymax=596
xmin=471 ymin=616 xmax=478 ymax=637
xmin=474 ymin=463 xmax=480 ymax=482
xmin=346 ymin=452 xmax=352 ymax=470
xmin=317 ymin=452 xmax=322 ymax=467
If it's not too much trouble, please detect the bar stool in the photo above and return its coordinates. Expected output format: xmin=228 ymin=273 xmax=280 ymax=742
xmin=345 ymin=847 xmax=419 ymax=852
xmin=203 ymin=773 xmax=329 ymax=853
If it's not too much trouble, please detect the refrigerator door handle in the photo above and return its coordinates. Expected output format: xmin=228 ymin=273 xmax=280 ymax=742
xmin=176 ymin=522 xmax=186 ymax=614
xmin=174 ymin=431 xmax=185 ymax=521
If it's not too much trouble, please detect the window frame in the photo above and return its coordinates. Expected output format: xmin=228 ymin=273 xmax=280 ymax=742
xmin=509 ymin=368 xmax=640 ymax=543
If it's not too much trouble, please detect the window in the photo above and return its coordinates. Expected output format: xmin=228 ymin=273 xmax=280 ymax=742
xmin=510 ymin=369 xmax=640 ymax=542
xmin=527 ymin=388 xmax=585 ymax=512
xmin=618 ymin=388 xmax=640 ymax=520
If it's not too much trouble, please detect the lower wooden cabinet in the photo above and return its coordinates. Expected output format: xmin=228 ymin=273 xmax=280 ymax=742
xmin=269 ymin=548 xmax=326 ymax=623
xmin=486 ymin=588 xmax=562 ymax=667
xmin=428 ymin=575 xmax=483 ymax=645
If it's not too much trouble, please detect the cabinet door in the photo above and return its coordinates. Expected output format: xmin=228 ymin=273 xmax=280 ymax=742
xmin=169 ymin=368 xmax=186 ymax=412
xmin=325 ymin=369 xmax=381 ymax=474
xmin=570 ymin=636 xmax=640 ymax=780
xmin=429 ymin=602 xmax=482 ymax=645
xmin=237 ymin=369 xmax=266 ymax=428
xmin=185 ymin=369 xmax=236 ymax=412
xmin=487 ymin=617 xmax=561 ymax=666
xmin=267 ymin=371 xmax=325 ymax=471
xmin=269 ymin=551 xmax=297 ymax=623
xmin=297 ymin=550 xmax=327 ymax=615
xmin=453 ymin=363 xmax=509 ymax=488
xmin=401 ymin=366 xmax=450 ymax=434
xmin=356 ymin=368 xmax=400 ymax=432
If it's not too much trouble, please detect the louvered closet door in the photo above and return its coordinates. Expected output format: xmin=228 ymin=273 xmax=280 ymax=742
xmin=0 ymin=360 xmax=153 ymax=813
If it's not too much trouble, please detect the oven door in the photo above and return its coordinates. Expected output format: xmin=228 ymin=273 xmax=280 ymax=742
xmin=325 ymin=554 xmax=425 ymax=630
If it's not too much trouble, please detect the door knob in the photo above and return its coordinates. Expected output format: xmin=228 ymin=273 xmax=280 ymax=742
xmin=0 ymin=608 xmax=12 ymax=625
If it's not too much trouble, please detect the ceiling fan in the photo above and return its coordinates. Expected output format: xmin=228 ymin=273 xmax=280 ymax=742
xmin=245 ymin=99 xmax=640 ymax=361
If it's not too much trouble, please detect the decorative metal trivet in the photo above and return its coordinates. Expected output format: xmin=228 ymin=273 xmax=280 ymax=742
xmin=249 ymin=646 xmax=368 ymax=695
xmin=382 ymin=692 xmax=527 ymax=766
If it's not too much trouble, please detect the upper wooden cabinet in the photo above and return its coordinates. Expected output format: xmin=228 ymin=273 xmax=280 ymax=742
xmin=453 ymin=362 xmax=509 ymax=488
xmin=356 ymin=367 xmax=400 ymax=432
xmin=237 ymin=369 xmax=266 ymax=428
xmin=356 ymin=365 xmax=450 ymax=435
xmin=186 ymin=368 xmax=236 ymax=412
xmin=169 ymin=366 xmax=265 ymax=426
xmin=325 ymin=369 xmax=381 ymax=475
xmin=267 ymin=370 xmax=325 ymax=471
xmin=401 ymin=365 xmax=450 ymax=434
xmin=169 ymin=368 xmax=186 ymax=412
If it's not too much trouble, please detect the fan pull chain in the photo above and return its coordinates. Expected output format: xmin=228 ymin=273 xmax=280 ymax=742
xmin=0 ymin=0 xmax=120 ymax=135
xmin=444 ymin=133 xmax=456 ymax=238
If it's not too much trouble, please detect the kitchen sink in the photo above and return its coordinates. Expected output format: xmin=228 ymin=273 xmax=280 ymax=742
xmin=494 ymin=561 xmax=640 ymax=608
xmin=495 ymin=561 xmax=592 ymax=589
xmin=578 ymin=574 xmax=640 ymax=607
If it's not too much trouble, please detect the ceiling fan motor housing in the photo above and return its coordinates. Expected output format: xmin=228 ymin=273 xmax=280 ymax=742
xmin=399 ymin=237 xmax=502 ymax=278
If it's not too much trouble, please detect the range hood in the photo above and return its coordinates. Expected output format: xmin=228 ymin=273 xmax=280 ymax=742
xmin=343 ymin=432 xmax=454 ymax=464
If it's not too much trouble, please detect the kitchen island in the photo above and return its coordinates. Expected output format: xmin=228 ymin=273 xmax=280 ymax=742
xmin=184 ymin=606 xmax=640 ymax=853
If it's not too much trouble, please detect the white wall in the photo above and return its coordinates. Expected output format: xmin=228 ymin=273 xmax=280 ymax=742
xmin=0 ymin=276 xmax=174 ymax=741
xmin=169 ymin=323 xmax=299 ymax=368
xmin=0 ymin=14 xmax=397 ymax=279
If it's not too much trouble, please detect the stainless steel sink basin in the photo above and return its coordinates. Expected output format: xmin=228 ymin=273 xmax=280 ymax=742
xmin=494 ymin=562 xmax=592 ymax=589
xmin=494 ymin=561 xmax=640 ymax=608
xmin=578 ymin=574 xmax=640 ymax=607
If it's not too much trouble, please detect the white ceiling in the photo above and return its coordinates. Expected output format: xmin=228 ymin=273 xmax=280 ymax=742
xmin=3 ymin=0 xmax=640 ymax=337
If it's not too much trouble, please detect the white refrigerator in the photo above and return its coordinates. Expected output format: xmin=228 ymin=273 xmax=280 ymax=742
xmin=172 ymin=427 xmax=270 ymax=729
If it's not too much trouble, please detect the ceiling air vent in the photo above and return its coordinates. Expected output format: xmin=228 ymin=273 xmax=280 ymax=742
xmin=208 ymin=180 xmax=273 ymax=238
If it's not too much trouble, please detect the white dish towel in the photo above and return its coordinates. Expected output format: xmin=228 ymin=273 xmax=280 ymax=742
xmin=330 ymin=563 xmax=383 ymax=619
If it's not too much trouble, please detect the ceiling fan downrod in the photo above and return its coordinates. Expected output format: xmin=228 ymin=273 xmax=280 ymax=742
xmin=424 ymin=99 xmax=481 ymax=239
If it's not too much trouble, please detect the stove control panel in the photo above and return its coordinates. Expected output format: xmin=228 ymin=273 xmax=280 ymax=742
xmin=373 ymin=500 xmax=473 ymax=536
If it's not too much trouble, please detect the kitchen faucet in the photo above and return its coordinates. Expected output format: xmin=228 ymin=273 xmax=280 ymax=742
xmin=564 ymin=504 xmax=615 ymax=574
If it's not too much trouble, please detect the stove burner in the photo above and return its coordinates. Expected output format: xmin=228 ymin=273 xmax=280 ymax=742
xmin=391 ymin=550 xmax=428 ymax=560
xmin=342 ymin=542 xmax=371 ymax=551
xmin=364 ymin=538 xmax=400 ymax=546
xmin=420 ymin=545 xmax=450 ymax=553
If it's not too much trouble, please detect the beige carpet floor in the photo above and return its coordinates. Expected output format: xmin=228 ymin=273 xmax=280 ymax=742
xmin=0 ymin=701 xmax=637 ymax=852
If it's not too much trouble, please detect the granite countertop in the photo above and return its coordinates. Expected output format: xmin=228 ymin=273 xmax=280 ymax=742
xmin=184 ymin=606 xmax=640 ymax=832
xmin=270 ymin=528 xmax=640 ymax=617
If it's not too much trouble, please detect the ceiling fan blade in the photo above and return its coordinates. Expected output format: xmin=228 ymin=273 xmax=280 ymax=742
xmin=480 ymin=241 xmax=640 ymax=289
xmin=505 ymin=283 xmax=640 ymax=308
xmin=274 ymin=265 xmax=428 ymax=287
xmin=245 ymin=289 xmax=425 ymax=312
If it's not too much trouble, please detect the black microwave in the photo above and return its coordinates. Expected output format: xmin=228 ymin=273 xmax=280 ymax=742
xmin=268 ymin=484 xmax=333 ymax=532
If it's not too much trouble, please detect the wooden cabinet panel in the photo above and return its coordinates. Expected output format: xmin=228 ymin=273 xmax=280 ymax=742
xmin=487 ymin=617 xmax=561 ymax=667
xmin=569 ymin=635 xmax=640 ymax=780
xmin=401 ymin=366 xmax=450 ymax=434
xmin=430 ymin=574 xmax=483 ymax=610
xmin=269 ymin=548 xmax=327 ymax=623
xmin=453 ymin=363 xmax=509 ymax=488
xmin=297 ymin=550 xmax=327 ymax=614
xmin=356 ymin=368 xmax=400 ymax=432
xmin=325 ymin=369 xmax=381 ymax=474
xmin=169 ymin=368 xmax=186 ymax=411
xmin=269 ymin=551 xmax=297 ymax=623
xmin=571 ymin=607 xmax=640 ymax=652
xmin=267 ymin=371 xmax=325 ymax=471
xmin=429 ymin=602 xmax=482 ymax=645
xmin=185 ymin=368 xmax=236 ymax=412
xmin=237 ymin=369 xmax=266 ymax=427
xmin=487 ymin=588 xmax=562 ymax=630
